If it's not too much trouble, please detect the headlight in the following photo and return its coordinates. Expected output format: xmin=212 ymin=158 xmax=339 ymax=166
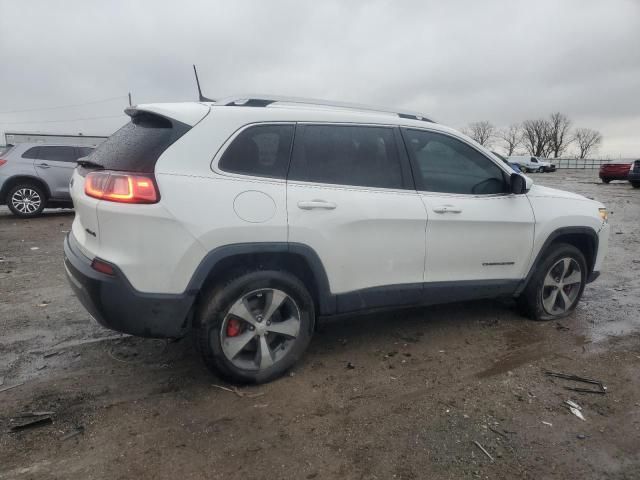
xmin=598 ymin=208 xmax=608 ymax=222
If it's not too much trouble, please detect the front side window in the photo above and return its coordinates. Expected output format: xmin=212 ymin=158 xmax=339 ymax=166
xmin=219 ymin=124 xmax=294 ymax=179
xmin=402 ymin=129 xmax=507 ymax=195
xmin=289 ymin=124 xmax=404 ymax=189
xmin=531 ymin=157 xmax=538 ymax=163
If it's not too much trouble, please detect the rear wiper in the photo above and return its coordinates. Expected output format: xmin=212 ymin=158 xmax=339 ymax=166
xmin=77 ymin=158 xmax=104 ymax=169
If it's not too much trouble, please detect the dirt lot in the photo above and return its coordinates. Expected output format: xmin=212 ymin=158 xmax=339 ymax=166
xmin=1 ymin=170 xmax=639 ymax=480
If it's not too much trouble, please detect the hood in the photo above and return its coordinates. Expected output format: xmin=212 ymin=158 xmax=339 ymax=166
xmin=527 ymin=184 xmax=594 ymax=202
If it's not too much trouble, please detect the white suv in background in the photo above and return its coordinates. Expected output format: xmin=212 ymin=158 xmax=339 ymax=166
xmin=64 ymin=96 xmax=609 ymax=383
xmin=508 ymin=155 xmax=556 ymax=173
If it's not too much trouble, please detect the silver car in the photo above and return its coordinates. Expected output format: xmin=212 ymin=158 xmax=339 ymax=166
xmin=0 ymin=143 xmax=94 ymax=218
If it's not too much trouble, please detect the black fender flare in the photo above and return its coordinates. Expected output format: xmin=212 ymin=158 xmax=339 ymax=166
xmin=186 ymin=242 xmax=336 ymax=315
xmin=515 ymin=226 xmax=599 ymax=295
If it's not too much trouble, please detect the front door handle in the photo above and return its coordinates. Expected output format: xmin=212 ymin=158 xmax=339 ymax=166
xmin=433 ymin=205 xmax=462 ymax=214
xmin=36 ymin=163 xmax=51 ymax=169
xmin=297 ymin=200 xmax=337 ymax=210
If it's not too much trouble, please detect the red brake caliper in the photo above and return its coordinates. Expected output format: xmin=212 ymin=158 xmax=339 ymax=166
xmin=226 ymin=318 xmax=241 ymax=337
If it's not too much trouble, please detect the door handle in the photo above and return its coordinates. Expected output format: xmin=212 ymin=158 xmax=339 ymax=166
xmin=297 ymin=200 xmax=337 ymax=210
xmin=433 ymin=205 xmax=462 ymax=214
xmin=36 ymin=163 xmax=51 ymax=169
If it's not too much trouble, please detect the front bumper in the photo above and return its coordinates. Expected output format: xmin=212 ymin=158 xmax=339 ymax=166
xmin=63 ymin=233 xmax=194 ymax=338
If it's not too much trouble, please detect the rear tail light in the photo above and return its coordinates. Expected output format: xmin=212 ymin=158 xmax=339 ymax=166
xmin=85 ymin=171 xmax=159 ymax=204
xmin=0 ymin=159 xmax=7 ymax=167
xmin=91 ymin=258 xmax=115 ymax=275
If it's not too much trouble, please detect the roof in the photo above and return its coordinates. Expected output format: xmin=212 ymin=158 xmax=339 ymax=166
xmin=209 ymin=95 xmax=436 ymax=123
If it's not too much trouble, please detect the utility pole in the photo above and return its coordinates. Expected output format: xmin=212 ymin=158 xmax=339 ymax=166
xmin=128 ymin=92 xmax=132 ymax=107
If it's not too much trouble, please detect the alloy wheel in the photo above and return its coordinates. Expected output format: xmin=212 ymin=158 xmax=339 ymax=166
xmin=541 ymin=257 xmax=583 ymax=315
xmin=11 ymin=188 xmax=42 ymax=214
xmin=220 ymin=288 xmax=301 ymax=371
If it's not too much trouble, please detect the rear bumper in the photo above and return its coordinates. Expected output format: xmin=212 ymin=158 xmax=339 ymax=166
xmin=63 ymin=233 xmax=194 ymax=338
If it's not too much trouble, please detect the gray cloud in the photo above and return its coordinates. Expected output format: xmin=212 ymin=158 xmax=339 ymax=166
xmin=1 ymin=0 xmax=638 ymax=157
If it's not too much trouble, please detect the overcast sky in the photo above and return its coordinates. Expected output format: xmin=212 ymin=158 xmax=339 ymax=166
xmin=1 ymin=0 xmax=639 ymax=157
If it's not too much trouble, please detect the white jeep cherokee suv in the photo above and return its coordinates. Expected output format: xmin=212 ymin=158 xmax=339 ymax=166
xmin=64 ymin=96 xmax=609 ymax=383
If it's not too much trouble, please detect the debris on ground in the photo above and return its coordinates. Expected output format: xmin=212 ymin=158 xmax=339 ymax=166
xmin=0 ymin=382 xmax=24 ymax=394
xmin=43 ymin=351 xmax=61 ymax=359
xmin=30 ymin=247 xmax=39 ymax=250
xmin=212 ymin=384 xmax=265 ymax=399
xmin=61 ymin=426 xmax=85 ymax=441
xmin=473 ymin=441 xmax=494 ymax=462
xmin=545 ymin=370 xmax=607 ymax=394
xmin=346 ymin=362 xmax=355 ymax=369
xmin=9 ymin=416 xmax=53 ymax=432
xmin=542 ymin=421 xmax=553 ymax=426
xmin=15 ymin=411 xmax=55 ymax=418
xmin=565 ymin=400 xmax=586 ymax=421
xmin=577 ymin=434 xmax=587 ymax=440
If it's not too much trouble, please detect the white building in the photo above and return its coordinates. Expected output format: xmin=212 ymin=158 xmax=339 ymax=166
xmin=4 ymin=131 xmax=108 ymax=147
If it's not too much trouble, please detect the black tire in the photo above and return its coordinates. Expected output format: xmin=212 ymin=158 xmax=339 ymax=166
xmin=538 ymin=167 xmax=544 ymax=173
xmin=632 ymin=182 xmax=640 ymax=189
xmin=518 ymin=243 xmax=587 ymax=321
xmin=195 ymin=270 xmax=315 ymax=384
xmin=6 ymin=183 xmax=47 ymax=218
xmin=601 ymin=178 xmax=611 ymax=184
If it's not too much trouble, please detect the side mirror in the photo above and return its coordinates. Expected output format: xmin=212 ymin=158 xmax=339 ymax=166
xmin=510 ymin=173 xmax=528 ymax=194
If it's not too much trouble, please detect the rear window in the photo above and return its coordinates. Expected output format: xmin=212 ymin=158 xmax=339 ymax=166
xmin=87 ymin=112 xmax=190 ymax=172
xmin=21 ymin=147 xmax=41 ymax=159
xmin=219 ymin=124 xmax=294 ymax=179
xmin=38 ymin=146 xmax=78 ymax=162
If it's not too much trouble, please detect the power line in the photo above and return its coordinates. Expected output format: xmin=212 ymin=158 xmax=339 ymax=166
xmin=0 ymin=114 xmax=127 ymax=125
xmin=0 ymin=96 xmax=128 ymax=115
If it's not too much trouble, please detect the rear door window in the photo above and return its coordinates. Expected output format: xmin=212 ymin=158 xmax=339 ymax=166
xmin=218 ymin=124 xmax=294 ymax=179
xmin=21 ymin=147 xmax=41 ymax=159
xmin=87 ymin=112 xmax=190 ymax=172
xmin=38 ymin=146 xmax=78 ymax=162
xmin=288 ymin=124 xmax=405 ymax=189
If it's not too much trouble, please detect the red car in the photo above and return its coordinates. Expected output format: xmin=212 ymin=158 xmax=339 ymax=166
xmin=599 ymin=162 xmax=632 ymax=183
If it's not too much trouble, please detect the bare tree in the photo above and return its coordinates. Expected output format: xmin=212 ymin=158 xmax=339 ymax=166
xmin=497 ymin=124 xmax=522 ymax=156
xmin=462 ymin=121 xmax=495 ymax=147
xmin=521 ymin=119 xmax=552 ymax=157
xmin=548 ymin=112 xmax=572 ymax=158
xmin=573 ymin=128 xmax=602 ymax=159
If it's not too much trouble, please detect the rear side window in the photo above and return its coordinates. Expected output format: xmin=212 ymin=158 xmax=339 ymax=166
xmin=403 ymin=129 xmax=507 ymax=195
xmin=37 ymin=146 xmax=78 ymax=162
xmin=289 ymin=125 xmax=404 ymax=189
xmin=219 ymin=124 xmax=294 ymax=179
xmin=21 ymin=147 xmax=41 ymax=159
xmin=88 ymin=112 xmax=190 ymax=173
xmin=77 ymin=147 xmax=95 ymax=158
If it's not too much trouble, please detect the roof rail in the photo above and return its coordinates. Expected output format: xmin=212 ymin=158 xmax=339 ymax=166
xmin=212 ymin=95 xmax=435 ymax=123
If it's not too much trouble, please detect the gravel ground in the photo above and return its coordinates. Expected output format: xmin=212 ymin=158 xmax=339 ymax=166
xmin=1 ymin=170 xmax=639 ymax=480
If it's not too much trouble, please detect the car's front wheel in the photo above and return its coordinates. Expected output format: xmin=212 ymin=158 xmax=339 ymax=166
xmin=538 ymin=167 xmax=544 ymax=173
xmin=632 ymin=182 xmax=640 ymax=189
xmin=7 ymin=183 xmax=47 ymax=218
xmin=601 ymin=177 xmax=611 ymax=183
xmin=195 ymin=270 xmax=315 ymax=384
xmin=518 ymin=243 xmax=587 ymax=321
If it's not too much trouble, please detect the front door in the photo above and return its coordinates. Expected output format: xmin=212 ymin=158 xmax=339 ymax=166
xmin=401 ymin=128 xmax=535 ymax=284
xmin=287 ymin=124 xmax=427 ymax=311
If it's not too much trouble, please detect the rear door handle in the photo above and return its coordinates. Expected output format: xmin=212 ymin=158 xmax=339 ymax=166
xmin=297 ymin=200 xmax=337 ymax=210
xmin=36 ymin=163 xmax=51 ymax=169
xmin=433 ymin=205 xmax=462 ymax=214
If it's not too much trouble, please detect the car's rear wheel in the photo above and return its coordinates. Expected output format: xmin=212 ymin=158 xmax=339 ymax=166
xmin=518 ymin=243 xmax=587 ymax=321
xmin=195 ymin=270 xmax=315 ymax=384
xmin=601 ymin=177 xmax=611 ymax=183
xmin=7 ymin=183 xmax=47 ymax=218
xmin=538 ymin=167 xmax=544 ymax=173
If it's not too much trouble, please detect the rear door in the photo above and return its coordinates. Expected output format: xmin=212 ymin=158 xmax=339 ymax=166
xmin=286 ymin=124 xmax=427 ymax=311
xmin=401 ymin=128 xmax=535 ymax=284
xmin=34 ymin=146 xmax=79 ymax=199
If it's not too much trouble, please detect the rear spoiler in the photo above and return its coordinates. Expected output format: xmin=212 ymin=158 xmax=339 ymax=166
xmin=124 ymin=103 xmax=210 ymax=127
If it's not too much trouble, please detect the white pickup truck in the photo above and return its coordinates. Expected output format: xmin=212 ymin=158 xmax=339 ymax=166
xmin=508 ymin=155 xmax=556 ymax=173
